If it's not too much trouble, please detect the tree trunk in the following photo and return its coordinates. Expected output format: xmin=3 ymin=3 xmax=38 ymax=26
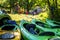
xmin=10 ymin=0 xmax=11 ymax=13
xmin=26 ymin=0 xmax=29 ymax=13
xmin=47 ymin=0 xmax=54 ymax=20
xmin=47 ymin=0 xmax=60 ymax=22
xmin=54 ymin=0 xmax=60 ymax=21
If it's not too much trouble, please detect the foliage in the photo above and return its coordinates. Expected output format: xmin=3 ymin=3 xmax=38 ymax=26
xmin=0 ymin=0 xmax=60 ymax=22
xmin=19 ymin=0 xmax=46 ymax=10
xmin=46 ymin=0 xmax=60 ymax=21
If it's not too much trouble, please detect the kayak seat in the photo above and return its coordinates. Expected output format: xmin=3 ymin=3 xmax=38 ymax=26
xmin=0 ymin=33 xmax=15 ymax=39
xmin=29 ymin=28 xmax=40 ymax=35
xmin=36 ymin=21 xmax=45 ymax=27
xmin=24 ymin=23 xmax=37 ymax=34
xmin=39 ymin=32 xmax=55 ymax=36
xmin=1 ymin=25 xmax=15 ymax=31
xmin=29 ymin=28 xmax=37 ymax=34
xmin=6 ymin=20 xmax=17 ymax=25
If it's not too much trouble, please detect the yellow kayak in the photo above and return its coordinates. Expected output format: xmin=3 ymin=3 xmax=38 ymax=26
xmin=0 ymin=24 xmax=21 ymax=40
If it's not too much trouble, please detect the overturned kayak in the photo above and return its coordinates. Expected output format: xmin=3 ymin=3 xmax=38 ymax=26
xmin=46 ymin=19 xmax=60 ymax=28
xmin=0 ymin=24 xmax=21 ymax=40
xmin=31 ymin=19 xmax=60 ymax=36
xmin=19 ymin=20 xmax=60 ymax=40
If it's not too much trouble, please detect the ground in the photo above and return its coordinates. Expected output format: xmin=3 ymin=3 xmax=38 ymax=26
xmin=8 ymin=11 xmax=48 ymax=24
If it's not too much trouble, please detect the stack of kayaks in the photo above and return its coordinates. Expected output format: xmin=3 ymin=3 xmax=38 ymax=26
xmin=31 ymin=19 xmax=60 ymax=36
xmin=0 ymin=14 xmax=21 ymax=40
xmin=19 ymin=20 xmax=60 ymax=40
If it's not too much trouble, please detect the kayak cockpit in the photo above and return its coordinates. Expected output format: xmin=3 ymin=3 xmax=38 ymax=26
xmin=36 ymin=21 xmax=45 ymax=27
xmin=1 ymin=25 xmax=16 ymax=31
xmin=51 ymin=26 xmax=60 ymax=28
xmin=36 ymin=21 xmax=60 ymax=28
xmin=51 ymin=22 xmax=60 ymax=28
xmin=53 ymin=22 xmax=60 ymax=25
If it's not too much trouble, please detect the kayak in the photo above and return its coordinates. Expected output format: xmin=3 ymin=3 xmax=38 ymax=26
xmin=31 ymin=19 xmax=46 ymax=27
xmin=0 ymin=14 xmax=11 ymax=20
xmin=46 ymin=19 xmax=60 ymax=28
xmin=0 ymin=14 xmax=11 ymax=26
xmin=19 ymin=20 xmax=60 ymax=40
xmin=0 ymin=24 xmax=21 ymax=40
xmin=31 ymin=19 xmax=60 ymax=28
xmin=31 ymin=19 xmax=60 ymax=36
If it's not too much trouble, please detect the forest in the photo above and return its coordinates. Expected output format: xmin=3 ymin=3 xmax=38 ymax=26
xmin=0 ymin=0 xmax=60 ymax=22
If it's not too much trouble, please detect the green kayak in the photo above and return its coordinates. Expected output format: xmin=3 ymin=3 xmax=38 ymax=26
xmin=46 ymin=19 xmax=60 ymax=28
xmin=0 ymin=14 xmax=11 ymax=26
xmin=19 ymin=20 xmax=60 ymax=40
xmin=31 ymin=19 xmax=60 ymax=36
xmin=0 ymin=14 xmax=11 ymax=20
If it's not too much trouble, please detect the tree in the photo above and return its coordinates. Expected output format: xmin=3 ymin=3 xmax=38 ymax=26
xmin=46 ymin=0 xmax=60 ymax=21
xmin=19 ymin=0 xmax=46 ymax=12
xmin=10 ymin=0 xmax=18 ymax=13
